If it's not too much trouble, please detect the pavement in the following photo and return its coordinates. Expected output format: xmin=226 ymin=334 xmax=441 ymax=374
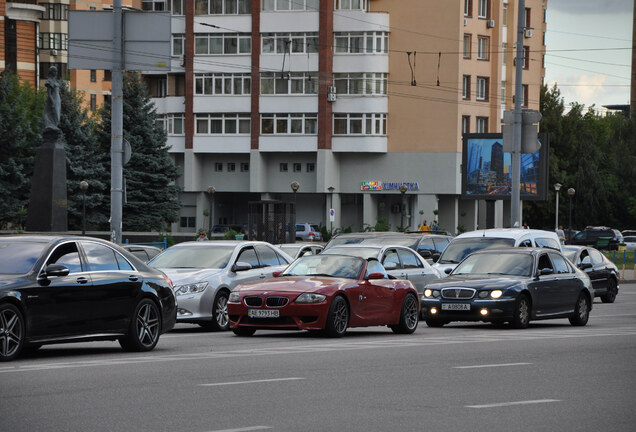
xmin=620 ymin=269 xmax=635 ymax=283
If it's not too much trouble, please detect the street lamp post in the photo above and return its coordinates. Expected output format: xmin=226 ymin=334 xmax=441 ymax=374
xmin=554 ymin=183 xmax=562 ymax=230
xmin=80 ymin=181 xmax=88 ymax=235
xmin=290 ymin=181 xmax=300 ymax=241
xmin=567 ymin=187 xmax=575 ymax=242
xmin=207 ymin=186 xmax=215 ymax=234
xmin=399 ymin=184 xmax=408 ymax=231
xmin=328 ymin=186 xmax=334 ymax=235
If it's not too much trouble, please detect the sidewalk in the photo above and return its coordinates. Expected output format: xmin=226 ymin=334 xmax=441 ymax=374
xmin=619 ymin=269 xmax=634 ymax=283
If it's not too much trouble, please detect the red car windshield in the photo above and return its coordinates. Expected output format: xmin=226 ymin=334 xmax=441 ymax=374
xmin=283 ymin=255 xmax=364 ymax=279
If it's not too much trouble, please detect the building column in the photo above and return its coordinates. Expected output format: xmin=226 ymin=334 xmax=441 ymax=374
xmin=362 ymin=193 xmax=377 ymax=230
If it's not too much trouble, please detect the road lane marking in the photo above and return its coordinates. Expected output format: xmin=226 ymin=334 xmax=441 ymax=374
xmin=200 ymin=377 xmax=305 ymax=387
xmin=206 ymin=427 xmax=271 ymax=432
xmin=466 ymin=399 xmax=561 ymax=408
xmin=454 ymin=362 xmax=532 ymax=369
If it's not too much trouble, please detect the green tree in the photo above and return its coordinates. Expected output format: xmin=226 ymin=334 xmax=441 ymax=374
xmin=97 ymin=72 xmax=180 ymax=231
xmin=60 ymin=82 xmax=110 ymax=231
xmin=0 ymin=72 xmax=44 ymax=229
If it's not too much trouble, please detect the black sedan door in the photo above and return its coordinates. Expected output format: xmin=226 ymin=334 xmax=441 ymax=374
xmin=587 ymin=248 xmax=612 ymax=295
xmin=79 ymin=241 xmax=143 ymax=333
xmin=548 ymin=252 xmax=581 ymax=313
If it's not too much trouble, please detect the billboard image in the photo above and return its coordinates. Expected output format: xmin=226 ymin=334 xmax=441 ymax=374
xmin=462 ymin=133 xmax=548 ymax=200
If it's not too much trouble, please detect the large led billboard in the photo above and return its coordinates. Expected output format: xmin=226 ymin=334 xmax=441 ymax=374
xmin=461 ymin=133 xmax=549 ymax=200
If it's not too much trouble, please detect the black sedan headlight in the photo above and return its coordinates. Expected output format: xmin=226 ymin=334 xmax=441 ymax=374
xmin=423 ymin=289 xmax=441 ymax=298
xmin=478 ymin=289 xmax=503 ymax=299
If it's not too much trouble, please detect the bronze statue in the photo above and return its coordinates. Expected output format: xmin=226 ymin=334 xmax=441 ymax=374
xmin=42 ymin=66 xmax=61 ymax=132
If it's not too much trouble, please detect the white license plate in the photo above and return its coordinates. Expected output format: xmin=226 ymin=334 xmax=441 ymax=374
xmin=441 ymin=303 xmax=471 ymax=311
xmin=248 ymin=309 xmax=280 ymax=318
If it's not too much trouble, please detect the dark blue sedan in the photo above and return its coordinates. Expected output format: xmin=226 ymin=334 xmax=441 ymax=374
xmin=0 ymin=236 xmax=177 ymax=361
xmin=420 ymin=248 xmax=593 ymax=329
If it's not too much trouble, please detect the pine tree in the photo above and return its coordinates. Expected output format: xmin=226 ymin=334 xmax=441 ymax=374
xmin=0 ymin=72 xmax=43 ymax=229
xmin=97 ymin=72 xmax=180 ymax=231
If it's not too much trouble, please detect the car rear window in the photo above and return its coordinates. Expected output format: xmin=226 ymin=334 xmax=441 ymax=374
xmin=437 ymin=237 xmax=515 ymax=264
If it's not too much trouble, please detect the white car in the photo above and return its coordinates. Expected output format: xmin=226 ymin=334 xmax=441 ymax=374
xmin=149 ymin=241 xmax=292 ymax=330
xmin=432 ymin=228 xmax=562 ymax=276
xmin=624 ymin=236 xmax=636 ymax=251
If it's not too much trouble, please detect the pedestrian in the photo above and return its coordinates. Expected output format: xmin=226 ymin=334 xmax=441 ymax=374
xmin=556 ymin=225 xmax=565 ymax=244
xmin=418 ymin=220 xmax=430 ymax=232
xmin=522 ymin=222 xmax=529 ymax=229
xmin=197 ymin=230 xmax=208 ymax=241
xmin=431 ymin=220 xmax=439 ymax=232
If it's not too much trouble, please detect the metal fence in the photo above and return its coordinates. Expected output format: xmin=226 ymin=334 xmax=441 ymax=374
xmin=247 ymin=200 xmax=295 ymax=244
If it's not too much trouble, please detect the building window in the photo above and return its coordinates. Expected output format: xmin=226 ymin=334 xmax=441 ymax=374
xmin=142 ymin=0 xmax=166 ymax=10
xmin=333 ymin=113 xmax=387 ymax=136
xmin=215 ymin=162 xmax=223 ymax=172
xmin=293 ymin=163 xmax=302 ymax=172
xmin=261 ymin=72 xmax=317 ymax=95
xmin=228 ymin=162 xmax=236 ymax=172
xmin=103 ymin=70 xmax=112 ymax=81
xmin=501 ymin=81 xmax=506 ymax=104
xmin=502 ymin=42 xmax=507 ymax=64
xmin=90 ymin=70 xmax=96 ymax=83
xmin=261 ymin=33 xmax=318 ymax=54
xmin=196 ymin=0 xmax=251 ymax=14
xmin=462 ymin=75 xmax=471 ymax=100
xmin=41 ymin=3 xmax=69 ymax=20
xmin=502 ymin=4 xmax=508 ymax=25
xmin=173 ymin=34 xmax=185 ymax=56
xmin=476 ymin=77 xmax=489 ymax=101
xmin=241 ymin=162 xmax=249 ymax=172
xmin=523 ymin=46 xmax=530 ymax=69
xmin=478 ymin=0 xmax=488 ymax=19
xmin=195 ymin=73 xmax=251 ymax=95
xmin=39 ymin=33 xmax=68 ymax=51
xmin=477 ymin=36 xmax=489 ymax=60
xmin=334 ymin=31 xmax=388 ymax=54
xmin=333 ymin=73 xmax=387 ymax=95
xmin=158 ymin=114 xmax=185 ymax=135
xmin=261 ymin=113 xmax=318 ymax=135
xmin=476 ymin=117 xmax=488 ymax=133
xmin=90 ymin=94 xmax=96 ymax=111
xmin=525 ymin=7 xmax=531 ymax=28
xmin=169 ymin=0 xmax=184 ymax=15
xmin=335 ymin=0 xmax=366 ymax=10
xmin=195 ymin=33 xmax=251 ymax=55
xmin=463 ymin=34 xmax=471 ymax=59
xmin=306 ymin=163 xmax=315 ymax=172
xmin=180 ymin=216 xmax=196 ymax=228
xmin=522 ymin=84 xmax=529 ymax=107
xmin=195 ymin=114 xmax=251 ymax=135
xmin=280 ymin=163 xmax=288 ymax=172
xmin=263 ymin=0 xmax=320 ymax=12
xmin=464 ymin=0 xmax=472 ymax=17
xmin=462 ymin=115 xmax=470 ymax=134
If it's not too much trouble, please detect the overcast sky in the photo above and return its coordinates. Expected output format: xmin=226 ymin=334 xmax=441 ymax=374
xmin=544 ymin=0 xmax=633 ymax=112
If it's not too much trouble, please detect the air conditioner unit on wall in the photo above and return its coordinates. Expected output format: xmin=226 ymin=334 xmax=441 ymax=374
xmin=487 ymin=19 xmax=495 ymax=28
xmin=524 ymin=28 xmax=533 ymax=38
xmin=464 ymin=18 xmax=468 ymax=26
xmin=50 ymin=49 xmax=58 ymax=56
xmin=327 ymin=92 xmax=336 ymax=102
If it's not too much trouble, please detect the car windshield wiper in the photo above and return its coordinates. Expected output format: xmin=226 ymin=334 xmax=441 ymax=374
xmin=306 ymin=273 xmax=333 ymax=277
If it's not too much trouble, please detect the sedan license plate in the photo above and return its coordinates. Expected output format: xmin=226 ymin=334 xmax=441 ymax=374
xmin=441 ymin=303 xmax=470 ymax=311
xmin=248 ymin=309 xmax=280 ymax=318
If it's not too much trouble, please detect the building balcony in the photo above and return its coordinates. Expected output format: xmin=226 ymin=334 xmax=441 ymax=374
xmin=332 ymin=136 xmax=387 ymax=153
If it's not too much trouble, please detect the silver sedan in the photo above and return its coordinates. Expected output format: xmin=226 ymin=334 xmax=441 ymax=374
xmin=149 ymin=241 xmax=292 ymax=330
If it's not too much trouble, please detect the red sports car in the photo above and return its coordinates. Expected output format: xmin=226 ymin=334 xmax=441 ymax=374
xmin=227 ymin=254 xmax=419 ymax=337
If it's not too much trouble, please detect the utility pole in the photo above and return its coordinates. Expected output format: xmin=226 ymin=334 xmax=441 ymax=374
xmin=511 ymin=0 xmax=526 ymax=228
xmin=111 ymin=0 xmax=124 ymax=244
xmin=631 ymin=0 xmax=635 ymax=119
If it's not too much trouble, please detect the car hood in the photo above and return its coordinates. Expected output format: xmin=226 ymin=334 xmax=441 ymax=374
xmin=0 ymin=275 xmax=31 ymax=291
xmin=236 ymin=276 xmax=347 ymax=294
xmin=159 ymin=268 xmax=224 ymax=284
xmin=427 ymin=274 xmax=526 ymax=290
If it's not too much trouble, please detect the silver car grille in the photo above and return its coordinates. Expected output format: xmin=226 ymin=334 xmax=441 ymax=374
xmin=441 ymin=287 xmax=476 ymax=299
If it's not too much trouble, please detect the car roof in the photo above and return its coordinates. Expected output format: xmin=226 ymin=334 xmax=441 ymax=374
xmin=471 ymin=247 xmax=557 ymax=256
xmin=455 ymin=228 xmax=557 ymax=240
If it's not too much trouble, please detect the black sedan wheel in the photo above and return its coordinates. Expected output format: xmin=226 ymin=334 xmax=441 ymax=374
xmin=511 ymin=295 xmax=530 ymax=329
xmin=120 ymin=299 xmax=161 ymax=352
xmin=391 ymin=294 xmax=419 ymax=334
xmin=601 ymin=278 xmax=618 ymax=303
xmin=569 ymin=293 xmax=590 ymax=326
xmin=0 ymin=303 xmax=25 ymax=362
xmin=324 ymin=296 xmax=349 ymax=338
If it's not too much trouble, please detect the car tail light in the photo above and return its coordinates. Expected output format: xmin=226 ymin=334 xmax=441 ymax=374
xmin=308 ymin=232 xmax=315 ymax=239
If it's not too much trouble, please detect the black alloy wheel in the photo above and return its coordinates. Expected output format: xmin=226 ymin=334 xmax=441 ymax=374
xmin=120 ymin=299 xmax=161 ymax=352
xmin=569 ymin=293 xmax=590 ymax=326
xmin=0 ymin=303 xmax=25 ymax=362
xmin=511 ymin=295 xmax=531 ymax=329
xmin=391 ymin=293 xmax=419 ymax=334
xmin=601 ymin=278 xmax=618 ymax=303
xmin=324 ymin=296 xmax=349 ymax=338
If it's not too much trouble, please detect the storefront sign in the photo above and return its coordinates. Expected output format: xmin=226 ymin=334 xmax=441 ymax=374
xmin=361 ymin=181 xmax=419 ymax=191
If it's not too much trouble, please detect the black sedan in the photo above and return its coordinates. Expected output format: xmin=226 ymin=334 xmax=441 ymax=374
xmin=0 ymin=236 xmax=177 ymax=361
xmin=420 ymin=248 xmax=593 ymax=329
xmin=562 ymin=245 xmax=619 ymax=303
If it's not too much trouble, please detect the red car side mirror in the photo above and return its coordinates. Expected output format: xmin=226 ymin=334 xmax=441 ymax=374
xmin=367 ymin=272 xmax=386 ymax=280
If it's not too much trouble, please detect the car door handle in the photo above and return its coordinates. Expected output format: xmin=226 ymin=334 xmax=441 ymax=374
xmin=76 ymin=277 xmax=89 ymax=284
xmin=128 ymin=275 xmax=139 ymax=282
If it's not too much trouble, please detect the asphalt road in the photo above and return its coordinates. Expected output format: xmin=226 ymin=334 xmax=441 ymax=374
xmin=2 ymin=283 xmax=636 ymax=432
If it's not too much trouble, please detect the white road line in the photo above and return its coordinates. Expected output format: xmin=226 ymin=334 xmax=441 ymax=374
xmin=454 ymin=362 xmax=532 ymax=369
xmin=206 ymin=426 xmax=271 ymax=432
xmin=466 ymin=399 xmax=561 ymax=409
xmin=200 ymin=377 xmax=305 ymax=387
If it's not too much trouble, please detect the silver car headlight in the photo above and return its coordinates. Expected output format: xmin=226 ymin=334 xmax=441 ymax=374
xmin=228 ymin=292 xmax=240 ymax=303
xmin=174 ymin=281 xmax=208 ymax=296
xmin=295 ymin=293 xmax=327 ymax=303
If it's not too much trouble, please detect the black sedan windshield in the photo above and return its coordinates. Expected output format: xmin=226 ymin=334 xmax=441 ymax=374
xmin=0 ymin=241 xmax=47 ymax=274
xmin=438 ymin=237 xmax=515 ymax=264
xmin=453 ymin=253 xmax=533 ymax=277
xmin=283 ymin=255 xmax=364 ymax=279
xmin=150 ymin=245 xmax=234 ymax=269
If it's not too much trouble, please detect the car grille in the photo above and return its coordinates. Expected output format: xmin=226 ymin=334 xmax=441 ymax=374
xmin=244 ymin=296 xmax=263 ymax=307
xmin=266 ymin=296 xmax=289 ymax=307
xmin=441 ymin=287 xmax=476 ymax=299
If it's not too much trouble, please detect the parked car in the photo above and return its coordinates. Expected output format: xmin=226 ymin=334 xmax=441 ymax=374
xmin=276 ymin=243 xmax=324 ymax=259
xmin=122 ymin=244 xmax=163 ymax=262
xmin=621 ymin=229 xmax=636 ymax=238
xmin=569 ymin=226 xmax=623 ymax=250
xmin=562 ymin=245 xmax=620 ymax=303
xmin=432 ymin=228 xmax=562 ymax=276
xmin=0 ymin=235 xmax=177 ymax=362
xmin=149 ymin=241 xmax=292 ymax=330
xmin=623 ymin=236 xmax=636 ymax=251
xmin=321 ymin=244 xmax=441 ymax=316
xmin=421 ymin=248 xmax=593 ymax=328
xmin=228 ymin=254 xmax=419 ymax=337
xmin=295 ymin=223 xmax=322 ymax=241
